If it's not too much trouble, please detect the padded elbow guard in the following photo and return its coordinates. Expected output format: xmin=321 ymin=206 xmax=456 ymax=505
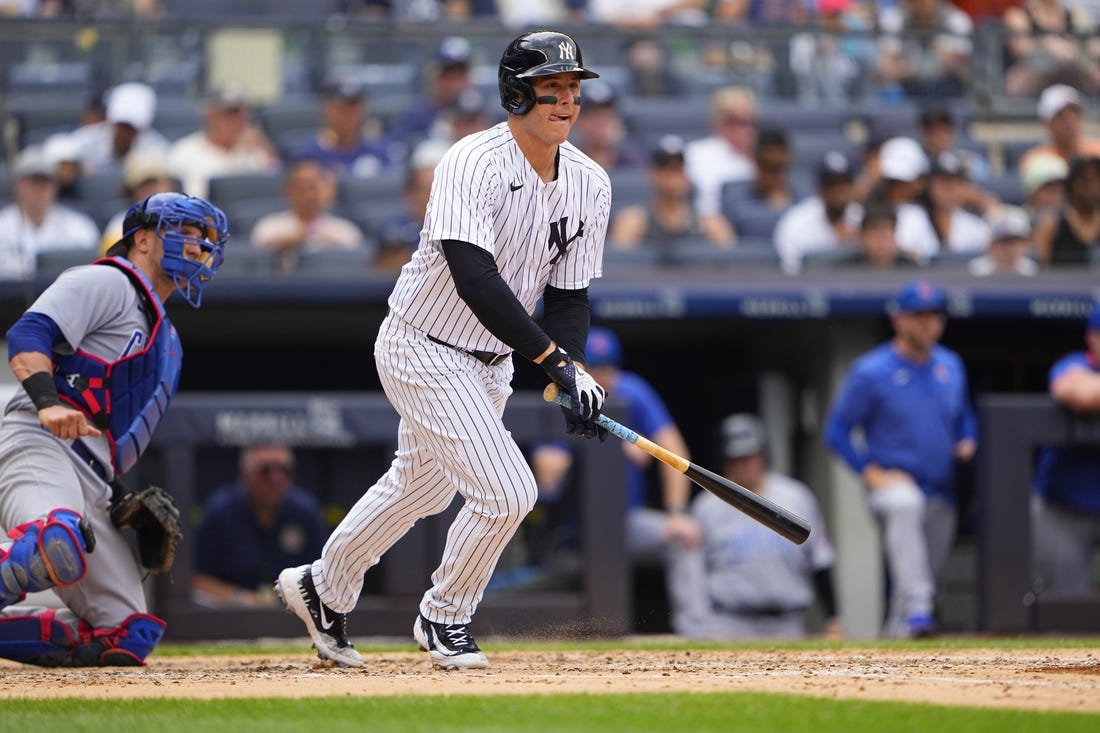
xmin=0 ymin=509 xmax=96 ymax=610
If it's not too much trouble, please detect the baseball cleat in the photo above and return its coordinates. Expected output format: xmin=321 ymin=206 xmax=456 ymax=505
xmin=275 ymin=565 xmax=363 ymax=668
xmin=413 ymin=614 xmax=489 ymax=671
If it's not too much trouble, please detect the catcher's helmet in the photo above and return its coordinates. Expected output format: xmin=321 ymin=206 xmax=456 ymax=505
xmin=114 ymin=192 xmax=229 ymax=308
xmin=498 ymin=31 xmax=599 ymax=116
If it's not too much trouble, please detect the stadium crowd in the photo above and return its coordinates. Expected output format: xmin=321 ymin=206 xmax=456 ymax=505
xmin=1 ymin=2 xmax=1099 ymax=278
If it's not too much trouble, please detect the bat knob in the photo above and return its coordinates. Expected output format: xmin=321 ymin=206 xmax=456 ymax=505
xmin=542 ymin=383 xmax=561 ymax=403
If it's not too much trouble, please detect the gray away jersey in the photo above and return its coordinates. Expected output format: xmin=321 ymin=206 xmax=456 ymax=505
xmin=388 ymin=121 xmax=611 ymax=354
xmin=5 ymin=263 xmax=159 ymax=472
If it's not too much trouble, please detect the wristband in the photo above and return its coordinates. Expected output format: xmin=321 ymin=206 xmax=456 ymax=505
xmin=21 ymin=371 xmax=62 ymax=411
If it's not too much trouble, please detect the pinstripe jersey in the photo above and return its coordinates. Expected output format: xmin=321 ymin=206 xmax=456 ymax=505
xmin=388 ymin=121 xmax=610 ymax=354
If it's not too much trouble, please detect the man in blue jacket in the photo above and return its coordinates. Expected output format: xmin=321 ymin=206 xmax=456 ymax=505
xmin=825 ymin=279 xmax=977 ymax=638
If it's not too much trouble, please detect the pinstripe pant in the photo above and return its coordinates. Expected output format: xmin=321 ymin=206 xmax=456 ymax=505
xmin=312 ymin=313 xmax=538 ymax=625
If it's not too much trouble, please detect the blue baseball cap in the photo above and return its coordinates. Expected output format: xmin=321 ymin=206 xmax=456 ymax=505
xmin=585 ymin=327 xmax=622 ymax=368
xmin=1088 ymin=302 xmax=1100 ymax=331
xmin=890 ymin=279 xmax=947 ymax=314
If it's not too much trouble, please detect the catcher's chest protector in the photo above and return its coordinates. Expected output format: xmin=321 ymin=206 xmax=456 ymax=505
xmin=53 ymin=257 xmax=183 ymax=475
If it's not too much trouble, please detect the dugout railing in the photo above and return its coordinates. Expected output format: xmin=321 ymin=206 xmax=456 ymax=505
xmin=140 ymin=392 xmax=630 ymax=641
xmin=978 ymin=395 xmax=1100 ymax=633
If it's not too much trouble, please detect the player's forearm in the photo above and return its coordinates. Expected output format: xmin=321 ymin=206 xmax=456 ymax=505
xmin=9 ymin=351 xmax=54 ymax=383
xmin=441 ymin=239 xmax=553 ymax=360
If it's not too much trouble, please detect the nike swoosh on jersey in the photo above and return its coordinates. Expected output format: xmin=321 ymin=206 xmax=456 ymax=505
xmin=509 ymin=182 xmax=524 ymax=192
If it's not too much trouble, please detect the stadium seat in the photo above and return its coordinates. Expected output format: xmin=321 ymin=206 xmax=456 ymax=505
xmin=295 ymin=246 xmax=379 ymax=278
xmin=799 ymin=249 xmax=864 ymax=270
xmin=609 ymin=169 xmax=650 ymax=210
xmin=213 ymin=247 xmax=281 ymax=278
xmin=662 ymin=238 xmax=780 ymax=268
xmin=35 ymin=248 xmax=97 ymax=279
xmin=985 ymin=173 xmax=1025 ymax=207
xmin=206 ymin=173 xmax=283 ymax=214
xmin=930 ymin=250 xmax=982 ymax=269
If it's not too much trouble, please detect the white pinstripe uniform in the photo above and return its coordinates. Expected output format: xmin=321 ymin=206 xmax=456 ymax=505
xmin=311 ymin=121 xmax=610 ymax=624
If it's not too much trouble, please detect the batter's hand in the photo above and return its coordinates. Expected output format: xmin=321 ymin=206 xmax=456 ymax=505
xmin=559 ymin=406 xmax=608 ymax=441
xmin=540 ymin=346 xmax=606 ymax=419
xmin=37 ymin=405 xmax=102 ymax=440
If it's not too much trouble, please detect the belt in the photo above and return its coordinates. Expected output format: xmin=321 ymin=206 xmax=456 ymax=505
xmin=71 ymin=439 xmax=110 ymax=482
xmin=426 ymin=334 xmax=511 ymax=367
xmin=712 ymin=601 xmax=805 ymax=618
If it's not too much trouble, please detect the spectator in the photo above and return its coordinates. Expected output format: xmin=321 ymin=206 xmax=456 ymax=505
xmin=167 ymin=83 xmax=280 ymax=199
xmin=825 ymin=279 xmax=978 ymax=638
xmin=588 ymin=0 xmax=708 ymax=28
xmin=968 ymin=205 xmax=1040 ymax=276
xmin=249 ymin=159 xmax=368 ymax=274
xmin=790 ymin=0 xmax=877 ymax=106
xmin=293 ymin=75 xmax=395 ymax=179
xmin=1032 ymin=302 xmax=1100 ymax=596
xmin=1018 ymin=84 xmax=1100 ymax=172
xmin=876 ymin=0 xmax=975 ymax=100
xmin=375 ymin=139 xmax=449 ymax=271
xmin=41 ymin=133 xmax=85 ymax=203
xmin=775 ymin=149 xmax=863 ymax=274
xmin=428 ymin=87 xmax=495 ymax=145
xmin=722 ymin=127 xmax=802 ymax=243
xmin=872 ymin=136 xmax=940 ymax=262
xmin=624 ymin=37 xmax=685 ymax=97
xmin=1021 ymin=150 xmax=1069 ymax=215
xmin=530 ymin=327 xmax=703 ymax=606
xmin=569 ymin=79 xmax=646 ymax=171
xmin=193 ymin=445 xmax=325 ymax=607
xmin=854 ymin=201 xmax=919 ymax=268
xmin=1003 ymin=0 xmax=1100 ymax=97
xmin=0 ymin=146 xmax=99 ymax=279
xmin=1032 ymin=154 xmax=1100 ymax=265
xmin=684 ymin=86 xmax=758 ymax=234
xmin=669 ymin=413 xmax=839 ymax=639
xmin=917 ymin=104 xmax=991 ymax=185
xmin=388 ymin=36 xmax=475 ymax=146
xmin=68 ymin=82 xmax=169 ymax=178
xmin=608 ymin=134 xmax=734 ymax=250
xmin=919 ymin=151 xmax=993 ymax=255
xmin=98 ymin=148 xmax=178 ymax=254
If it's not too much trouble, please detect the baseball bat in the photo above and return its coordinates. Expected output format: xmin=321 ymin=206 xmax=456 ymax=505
xmin=543 ymin=383 xmax=811 ymax=545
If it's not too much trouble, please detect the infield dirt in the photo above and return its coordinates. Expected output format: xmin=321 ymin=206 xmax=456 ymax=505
xmin=3 ymin=647 xmax=1099 ymax=712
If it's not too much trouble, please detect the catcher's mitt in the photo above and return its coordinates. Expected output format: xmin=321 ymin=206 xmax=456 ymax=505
xmin=109 ymin=485 xmax=182 ymax=574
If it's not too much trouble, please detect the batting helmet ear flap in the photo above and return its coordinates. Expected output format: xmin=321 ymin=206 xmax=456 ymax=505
xmin=500 ymin=71 xmax=535 ymax=115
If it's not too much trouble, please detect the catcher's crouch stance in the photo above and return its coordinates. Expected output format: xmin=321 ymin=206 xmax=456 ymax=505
xmin=0 ymin=192 xmax=227 ymax=666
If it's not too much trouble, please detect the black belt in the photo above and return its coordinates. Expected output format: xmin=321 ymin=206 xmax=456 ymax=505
xmin=426 ymin=335 xmax=511 ymax=367
xmin=71 ymin=439 xmax=110 ymax=482
xmin=712 ymin=602 xmax=805 ymax=618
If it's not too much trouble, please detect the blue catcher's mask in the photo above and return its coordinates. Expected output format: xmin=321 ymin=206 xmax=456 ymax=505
xmin=119 ymin=193 xmax=228 ymax=308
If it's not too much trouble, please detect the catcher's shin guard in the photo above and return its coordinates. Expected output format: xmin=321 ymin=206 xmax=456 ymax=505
xmin=0 ymin=509 xmax=96 ymax=609
xmin=71 ymin=613 xmax=166 ymax=666
xmin=0 ymin=609 xmax=78 ymax=666
xmin=0 ymin=611 xmax=165 ymax=667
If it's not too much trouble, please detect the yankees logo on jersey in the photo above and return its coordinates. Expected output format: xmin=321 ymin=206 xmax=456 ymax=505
xmin=389 ymin=121 xmax=611 ymax=354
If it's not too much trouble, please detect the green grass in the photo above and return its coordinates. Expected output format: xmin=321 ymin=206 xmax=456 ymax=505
xmin=6 ymin=692 xmax=1098 ymax=733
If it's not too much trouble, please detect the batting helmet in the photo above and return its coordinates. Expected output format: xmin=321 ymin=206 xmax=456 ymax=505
xmin=113 ymin=192 xmax=229 ymax=308
xmin=498 ymin=31 xmax=599 ymax=116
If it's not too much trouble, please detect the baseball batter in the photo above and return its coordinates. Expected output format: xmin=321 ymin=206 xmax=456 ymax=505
xmin=276 ymin=30 xmax=610 ymax=671
xmin=0 ymin=192 xmax=227 ymax=666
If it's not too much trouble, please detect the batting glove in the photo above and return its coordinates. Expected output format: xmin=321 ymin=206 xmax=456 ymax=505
xmin=560 ymin=407 xmax=609 ymax=442
xmin=540 ymin=346 xmax=606 ymax=420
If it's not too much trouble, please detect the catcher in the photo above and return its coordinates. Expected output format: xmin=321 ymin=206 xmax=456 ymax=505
xmin=0 ymin=192 xmax=227 ymax=666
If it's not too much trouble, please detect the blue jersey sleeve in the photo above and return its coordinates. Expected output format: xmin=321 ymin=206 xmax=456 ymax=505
xmin=824 ymin=363 xmax=874 ymax=474
xmin=953 ymin=358 xmax=979 ymax=444
xmin=618 ymin=372 xmax=674 ymax=437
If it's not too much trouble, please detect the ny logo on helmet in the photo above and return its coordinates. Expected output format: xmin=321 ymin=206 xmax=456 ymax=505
xmin=558 ymin=42 xmax=575 ymax=61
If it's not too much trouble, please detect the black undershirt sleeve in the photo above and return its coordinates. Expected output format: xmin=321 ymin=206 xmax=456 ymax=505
xmin=541 ymin=285 xmax=590 ymax=363
xmin=441 ymin=239 xmax=552 ymax=361
xmin=813 ymin=567 xmax=838 ymax=619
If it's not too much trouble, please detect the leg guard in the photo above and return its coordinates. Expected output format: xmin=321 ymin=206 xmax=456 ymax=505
xmin=0 ymin=609 xmax=78 ymax=666
xmin=70 ymin=613 xmax=166 ymax=667
xmin=0 ymin=509 xmax=96 ymax=609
